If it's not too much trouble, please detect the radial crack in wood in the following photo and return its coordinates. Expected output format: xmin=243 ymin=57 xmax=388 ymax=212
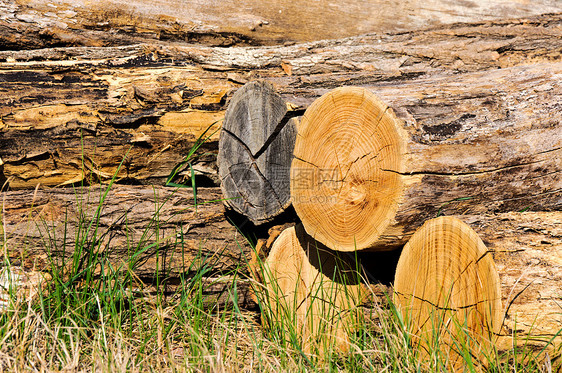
xmin=219 ymin=81 xmax=298 ymax=224
xmin=291 ymin=87 xmax=406 ymax=251
xmin=260 ymin=224 xmax=366 ymax=354
xmin=393 ymin=216 xmax=502 ymax=371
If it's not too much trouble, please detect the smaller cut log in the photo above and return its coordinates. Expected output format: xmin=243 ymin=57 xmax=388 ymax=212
xmin=218 ymin=81 xmax=300 ymax=224
xmin=393 ymin=216 xmax=502 ymax=370
xmin=259 ymin=224 xmax=365 ymax=354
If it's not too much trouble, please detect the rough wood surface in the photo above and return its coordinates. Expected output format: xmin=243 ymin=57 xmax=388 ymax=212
xmin=460 ymin=212 xmax=562 ymax=353
xmin=218 ymin=81 xmax=299 ymax=224
xmin=1 ymin=14 xmax=561 ymax=189
xmin=393 ymin=216 xmax=502 ymax=369
xmin=0 ymin=186 xmax=559 ymax=348
xmin=3 ymin=0 xmax=560 ymax=47
xmin=0 ymin=185 xmax=252 ymax=279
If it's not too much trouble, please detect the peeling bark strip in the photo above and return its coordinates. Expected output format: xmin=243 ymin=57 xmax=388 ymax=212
xmin=0 ymin=14 xmax=561 ymax=190
xmin=0 ymin=62 xmax=232 ymax=189
xmin=218 ymin=81 xmax=300 ymax=224
xmin=0 ymin=185 xmax=252 ymax=279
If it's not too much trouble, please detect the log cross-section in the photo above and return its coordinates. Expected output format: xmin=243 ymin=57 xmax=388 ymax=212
xmin=219 ymin=81 xmax=299 ymax=224
xmin=261 ymin=224 xmax=365 ymax=354
xmin=291 ymin=87 xmax=405 ymax=251
xmin=393 ymin=216 xmax=502 ymax=370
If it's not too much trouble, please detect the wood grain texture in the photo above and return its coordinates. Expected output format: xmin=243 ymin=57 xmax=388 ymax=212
xmin=1 ymin=14 xmax=560 ymax=190
xmin=0 ymin=185 xmax=251 ymax=279
xmin=261 ymin=224 xmax=365 ymax=354
xmin=219 ymin=81 xmax=298 ymax=224
xmin=292 ymin=87 xmax=405 ymax=251
xmin=393 ymin=216 xmax=502 ymax=370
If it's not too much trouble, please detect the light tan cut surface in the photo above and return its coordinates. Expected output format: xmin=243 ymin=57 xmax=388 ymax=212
xmin=291 ymin=87 xmax=405 ymax=252
xmin=394 ymin=216 xmax=502 ymax=370
xmin=261 ymin=225 xmax=365 ymax=354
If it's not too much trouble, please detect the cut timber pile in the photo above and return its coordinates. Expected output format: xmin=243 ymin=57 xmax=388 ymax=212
xmin=259 ymin=83 xmax=559 ymax=358
xmin=0 ymin=0 xmax=560 ymax=366
xmin=2 ymin=11 xmax=561 ymax=191
xmin=394 ymin=216 xmax=502 ymax=369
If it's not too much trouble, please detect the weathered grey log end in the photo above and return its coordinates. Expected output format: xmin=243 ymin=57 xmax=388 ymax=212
xmin=218 ymin=81 xmax=298 ymax=225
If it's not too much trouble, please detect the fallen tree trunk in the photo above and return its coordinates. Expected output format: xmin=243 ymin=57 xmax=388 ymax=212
xmin=1 ymin=14 xmax=561 ymax=189
xmin=0 ymin=185 xmax=252 ymax=279
xmin=3 ymin=0 xmax=560 ymax=47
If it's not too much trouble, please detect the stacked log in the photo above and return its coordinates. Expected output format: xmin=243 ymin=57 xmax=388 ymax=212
xmin=260 ymin=224 xmax=364 ymax=354
xmin=218 ymin=81 xmax=301 ymax=224
xmin=291 ymin=85 xmax=561 ymax=251
xmin=394 ymin=216 xmax=502 ymax=369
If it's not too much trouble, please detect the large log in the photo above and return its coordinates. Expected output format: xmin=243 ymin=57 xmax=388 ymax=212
xmin=1 ymin=14 xmax=561 ymax=189
xmin=0 ymin=186 xmax=560 ymax=348
xmin=291 ymin=76 xmax=560 ymax=251
xmin=3 ymin=0 xmax=560 ymax=47
xmin=0 ymin=185 xmax=252 ymax=279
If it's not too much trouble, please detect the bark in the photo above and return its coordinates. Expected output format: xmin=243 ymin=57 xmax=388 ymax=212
xmin=1 ymin=14 xmax=561 ymax=189
xmin=1 ymin=185 xmax=252 ymax=279
xmin=3 ymin=0 xmax=560 ymax=47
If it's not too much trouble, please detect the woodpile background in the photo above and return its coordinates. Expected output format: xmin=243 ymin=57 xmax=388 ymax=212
xmin=0 ymin=0 xmax=560 ymax=365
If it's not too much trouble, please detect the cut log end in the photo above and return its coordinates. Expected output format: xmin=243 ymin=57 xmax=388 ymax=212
xmin=393 ymin=216 xmax=502 ymax=369
xmin=260 ymin=224 xmax=365 ymax=354
xmin=291 ymin=87 xmax=405 ymax=251
xmin=219 ymin=81 xmax=297 ymax=225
